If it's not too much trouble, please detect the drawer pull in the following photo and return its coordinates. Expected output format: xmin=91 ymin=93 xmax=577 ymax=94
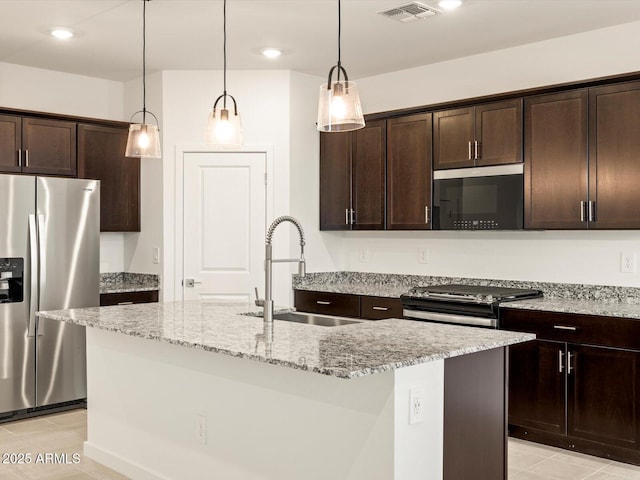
xmin=372 ymin=306 xmax=389 ymax=311
xmin=553 ymin=325 xmax=577 ymax=331
xmin=117 ymin=301 xmax=134 ymax=305
xmin=316 ymin=300 xmax=332 ymax=305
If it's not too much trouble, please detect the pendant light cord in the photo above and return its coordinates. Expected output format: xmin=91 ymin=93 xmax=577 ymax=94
xmin=223 ymin=0 xmax=227 ymax=108
xmin=142 ymin=0 xmax=147 ymax=123
xmin=337 ymin=0 xmax=341 ymax=81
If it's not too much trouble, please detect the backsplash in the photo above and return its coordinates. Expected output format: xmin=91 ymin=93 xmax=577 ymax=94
xmin=293 ymin=272 xmax=640 ymax=304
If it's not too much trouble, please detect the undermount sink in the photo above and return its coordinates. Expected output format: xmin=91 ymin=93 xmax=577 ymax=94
xmin=273 ymin=311 xmax=361 ymax=327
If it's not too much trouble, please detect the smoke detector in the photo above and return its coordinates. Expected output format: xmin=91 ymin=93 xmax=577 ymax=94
xmin=379 ymin=2 xmax=439 ymax=23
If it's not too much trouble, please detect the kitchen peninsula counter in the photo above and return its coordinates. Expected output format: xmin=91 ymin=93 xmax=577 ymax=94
xmin=37 ymin=301 xmax=533 ymax=480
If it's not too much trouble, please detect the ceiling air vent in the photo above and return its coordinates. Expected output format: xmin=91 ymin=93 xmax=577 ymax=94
xmin=379 ymin=2 xmax=438 ymax=23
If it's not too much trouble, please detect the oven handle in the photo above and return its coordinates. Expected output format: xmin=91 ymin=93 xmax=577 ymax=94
xmin=403 ymin=309 xmax=496 ymax=328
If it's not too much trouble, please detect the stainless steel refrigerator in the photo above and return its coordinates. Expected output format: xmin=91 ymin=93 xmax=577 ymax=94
xmin=0 ymin=174 xmax=99 ymax=418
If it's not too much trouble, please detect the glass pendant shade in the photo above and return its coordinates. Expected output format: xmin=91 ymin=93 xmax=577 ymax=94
xmin=317 ymin=80 xmax=365 ymax=132
xmin=206 ymin=107 xmax=243 ymax=149
xmin=125 ymin=122 xmax=161 ymax=158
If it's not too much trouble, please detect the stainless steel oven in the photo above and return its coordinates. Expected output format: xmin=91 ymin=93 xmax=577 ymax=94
xmin=433 ymin=164 xmax=523 ymax=230
xmin=401 ymin=284 xmax=543 ymax=328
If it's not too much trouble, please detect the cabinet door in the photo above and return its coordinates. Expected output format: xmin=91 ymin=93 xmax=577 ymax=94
xmin=0 ymin=114 xmax=22 ymax=173
xmin=589 ymin=81 xmax=640 ymax=228
xmin=508 ymin=340 xmax=566 ymax=435
xmin=22 ymin=118 xmax=77 ymax=176
xmin=433 ymin=107 xmax=474 ymax=170
xmin=568 ymin=344 xmax=640 ymax=449
xmin=320 ymin=131 xmax=351 ymax=230
xmin=352 ymin=120 xmax=386 ymax=230
xmin=78 ymin=124 xmax=140 ymax=232
xmin=524 ymin=90 xmax=589 ymax=229
xmin=387 ymin=113 xmax=432 ymax=230
xmin=475 ymin=99 xmax=522 ymax=167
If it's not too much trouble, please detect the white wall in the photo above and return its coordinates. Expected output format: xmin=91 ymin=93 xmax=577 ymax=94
xmin=313 ymin=20 xmax=640 ymax=287
xmin=122 ymin=72 xmax=164 ymax=279
xmin=0 ymin=61 xmax=126 ymax=273
xmin=154 ymin=70 xmax=293 ymax=303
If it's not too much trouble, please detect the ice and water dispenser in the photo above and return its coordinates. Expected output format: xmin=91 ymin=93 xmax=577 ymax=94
xmin=0 ymin=258 xmax=24 ymax=303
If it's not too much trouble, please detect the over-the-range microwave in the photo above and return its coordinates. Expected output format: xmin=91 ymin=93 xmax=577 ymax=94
xmin=432 ymin=164 xmax=523 ymax=230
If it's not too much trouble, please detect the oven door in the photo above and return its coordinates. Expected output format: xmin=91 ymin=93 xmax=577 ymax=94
xmin=433 ymin=164 xmax=524 ymax=230
xmin=402 ymin=298 xmax=499 ymax=328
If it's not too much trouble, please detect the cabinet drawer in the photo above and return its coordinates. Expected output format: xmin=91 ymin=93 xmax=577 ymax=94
xmin=100 ymin=290 xmax=159 ymax=306
xmin=500 ymin=308 xmax=640 ymax=351
xmin=294 ymin=290 xmax=360 ymax=318
xmin=360 ymin=296 xmax=403 ymax=320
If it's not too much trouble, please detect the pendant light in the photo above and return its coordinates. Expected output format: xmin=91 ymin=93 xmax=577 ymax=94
xmin=125 ymin=0 xmax=161 ymax=158
xmin=317 ymin=0 xmax=365 ymax=133
xmin=206 ymin=0 xmax=243 ymax=148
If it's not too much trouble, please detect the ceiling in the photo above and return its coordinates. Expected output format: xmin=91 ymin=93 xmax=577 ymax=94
xmin=1 ymin=0 xmax=639 ymax=82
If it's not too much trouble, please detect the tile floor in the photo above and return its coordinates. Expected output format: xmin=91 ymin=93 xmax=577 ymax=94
xmin=2 ymin=409 xmax=640 ymax=479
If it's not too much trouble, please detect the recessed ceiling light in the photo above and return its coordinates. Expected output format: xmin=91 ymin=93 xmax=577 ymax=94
xmin=261 ymin=48 xmax=282 ymax=59
xmin=438 ymin=0 xmax=462 ymax=10
xmin=51 ymin=28 xmax=74 ymax=40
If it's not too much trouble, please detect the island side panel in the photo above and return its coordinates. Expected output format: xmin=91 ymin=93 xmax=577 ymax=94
xmin=85 ymin=328 xmax=411 ymax=480
xmin=443 ymin=347 xmax=508 ymax=480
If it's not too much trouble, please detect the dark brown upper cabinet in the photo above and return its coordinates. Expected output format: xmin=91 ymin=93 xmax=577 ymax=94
xmin=0 ymin=116 xmax=77 ymax=176
xmin=433 ymin=99 xmax=522 ymax=170
xmin=78 ymin=124 xmax=140 ymax=232
xmin=320 ymin=120 xmax=386 ymax=231
xmin=0 ymin=114 xmax=22 ymax=173
xmin=526 ymin=81 xmax=640 ymax=230
xmin=524 ymin=90 xmax=589 ymax=229
xmin=387 ymin=113 xmax=432 ymax=230
xmin=589 ymin=81 xmax=640 ymax=229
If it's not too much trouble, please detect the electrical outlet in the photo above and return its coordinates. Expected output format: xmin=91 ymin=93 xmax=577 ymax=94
xmin=621 ymin=250 xmax=637 ymax=274
xmin=359 ymin=248 xmax=372 ymax=263
xmin=196 ymin=414 xmax=207 ymax=445
xmin=409 ymin=387 xmax=425 ymax=425
xmin=153 ymin=247 xmax=160 ymax=265
xmin=418 ymin=248 xmax=429 ymax=264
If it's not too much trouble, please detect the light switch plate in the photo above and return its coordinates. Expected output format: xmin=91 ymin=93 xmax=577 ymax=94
xmin=153 ymin=247 xmax=160 ymax=265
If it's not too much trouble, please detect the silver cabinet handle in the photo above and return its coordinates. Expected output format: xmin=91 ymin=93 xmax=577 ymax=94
xmin=28 ymin=214 xmax=38 ymax=338
xmin=18 ymin=149 xmax=22 ymax=167
xmin=580 ymin=201 xmax=586 ymax=222
xmin=474 ymin=140 xmax=479 ymax=160
xmin=468 ymin=141 xmax=472 ymax=160
xmin=117 ymin=301 xmax=134 ymax=305
xmin=425 ymin=206 xmax=429 ymax=224
xmin=316 ymin=300 xmax=331 ymax=305
xmin=350 ymin=209 xmax=355 ymax=225
xmin=25 ymin=149 xmax=29 ymax=167
xmin=372 ymin=306 xmax=389 ymax=311
xmin=559 ymin=350 xmax=564 ymax=373
xmin=567 ymin=351 xmax=574 ymax=374
xmin=588 ymin=201 xmax=596 ymax=222
xmin=553 ymin=325 xmax=577 ymax=331
xmin=345 ymin=208 xmax=349 ymax=225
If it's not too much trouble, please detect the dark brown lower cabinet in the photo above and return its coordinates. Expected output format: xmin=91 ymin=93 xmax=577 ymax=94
xmin=293 ymin=290 xmax=403 ymax=320
xmin=99 ymin=290 xmax=159 ymax=306
xmin=503 ymin=309 xmax=640 ymax=465
xmin=444 ymin=347 xmax=507 ymax=480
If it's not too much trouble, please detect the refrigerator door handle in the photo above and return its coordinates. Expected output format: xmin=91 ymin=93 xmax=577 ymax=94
xmin=36 ymin=214 xmax=45 ymax=336
xmin=28 ymin=214 xmax=38 ymax=338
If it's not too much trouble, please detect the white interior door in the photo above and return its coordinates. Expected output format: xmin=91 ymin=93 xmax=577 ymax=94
xmin=183 ymin=152 xmax=266 ymax=302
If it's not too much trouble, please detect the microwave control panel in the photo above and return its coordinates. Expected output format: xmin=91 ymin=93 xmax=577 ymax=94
xmin=453 ymin=220 xmax=500 ymax=230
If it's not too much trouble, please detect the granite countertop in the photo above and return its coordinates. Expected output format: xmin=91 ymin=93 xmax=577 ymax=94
xmin=100 ymin=272 xmax=160 ymax=294
xmin=293 ymin=272 xmax=640 ymax=320
xmin=37 ymin=301 xmax=533 ymax=379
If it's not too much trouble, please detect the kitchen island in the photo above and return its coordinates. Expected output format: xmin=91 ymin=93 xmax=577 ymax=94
xmin=38 ymin=300 xmax=534 ymax=480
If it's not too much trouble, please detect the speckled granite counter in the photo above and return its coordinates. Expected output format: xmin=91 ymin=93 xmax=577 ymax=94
xmin=37 ymin=300 xmax=533 ymax=379
xmin=100 ymin=272 xmax=160 ymax=294
xmin=293 ymin=272 xmax=640 ymax=320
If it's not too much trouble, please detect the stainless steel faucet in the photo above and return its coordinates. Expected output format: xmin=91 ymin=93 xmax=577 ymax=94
xmin=255 ymin=216 xmax=306 ymax=323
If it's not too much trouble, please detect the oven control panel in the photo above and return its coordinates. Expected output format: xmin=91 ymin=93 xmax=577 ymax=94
xmin=453 ymin=220 xmax=500 ymax=230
